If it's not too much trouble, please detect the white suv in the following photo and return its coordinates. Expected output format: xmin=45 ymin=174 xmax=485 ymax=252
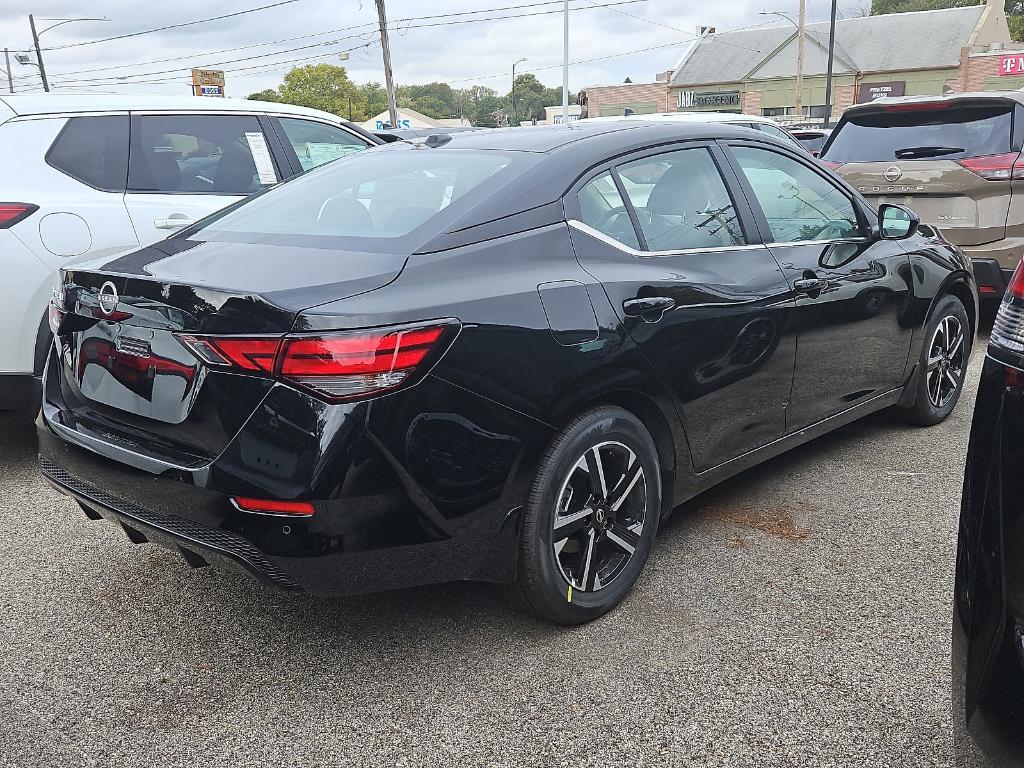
xmin=0 ymin=94 xmax=378 ymax=410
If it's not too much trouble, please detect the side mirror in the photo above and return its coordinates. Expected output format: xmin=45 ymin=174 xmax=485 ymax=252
xmin=878 ymin=203 xmax=919 ymax=240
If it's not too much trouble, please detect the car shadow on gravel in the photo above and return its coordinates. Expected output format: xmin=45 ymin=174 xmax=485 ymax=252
xmin=0 ymin=409 xmax=39 ymax=466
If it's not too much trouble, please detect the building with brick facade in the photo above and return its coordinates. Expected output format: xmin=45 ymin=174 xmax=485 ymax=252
xmin=578 ymin=0 xmax=1024 ymax=124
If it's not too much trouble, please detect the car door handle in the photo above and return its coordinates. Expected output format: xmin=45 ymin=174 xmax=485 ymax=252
xmin=622 ymin=296 xmax=675 ymax=321
xmin=794 ymin=278 xmax=829 ymax=293
xmin=154 ymin=214 xmax=196 ymax=230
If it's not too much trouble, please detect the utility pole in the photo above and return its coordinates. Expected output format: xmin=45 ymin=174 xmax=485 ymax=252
xmin=562 ymin=0 xmax=569 ymax=124
xmin=375 ymin=0 xmax=399 ymax=130
xmin=823 ymin=0 xmax=838 ymax=126
xmin=29 ymin=14 xmax=49 ymax=93
xmin=511 ymin=57 xmax=526 ymax=126
xmin=794 ymin=0 xmax=806 ymax=116
xmin=3 ymin=49 xmax=13 ymax=93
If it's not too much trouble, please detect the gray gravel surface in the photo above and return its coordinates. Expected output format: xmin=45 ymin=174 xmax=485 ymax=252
xmin=0 ymin=350 xmax=982 ymax=767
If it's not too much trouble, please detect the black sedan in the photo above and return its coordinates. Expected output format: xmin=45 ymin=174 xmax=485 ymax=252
xmin=954 ymin=265 xmax=1024 ymax=765
xmin=39 ymin=121 xmax=978 ymax=624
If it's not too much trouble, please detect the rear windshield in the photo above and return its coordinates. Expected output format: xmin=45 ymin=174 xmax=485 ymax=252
xmin=194 ymin=147 xmax=537 ymax=252
xmin=821 ymin=103 xmax=1014 ymax=162
xmin=795 ymin=134 xmax=827 ymax=153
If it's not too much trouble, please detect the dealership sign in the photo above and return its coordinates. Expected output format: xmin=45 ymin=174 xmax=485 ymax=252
xmin=856 ymin=81 xmax=906 ymax=103
xmin=999 ymin=53 xmax=1024 ymax=75
xmin=191 ymin=68 xmax=225 ymax=97
xmin=677 ymin=90 xmax=741 ymax=109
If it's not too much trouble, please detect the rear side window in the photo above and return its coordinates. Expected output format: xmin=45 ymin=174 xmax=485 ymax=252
xmin=128 ymin=114 xmax=279 ymax=195
xmin=277 ymin=118 xmax=369 ymax=172
xmin=822 ymin=103 xmax=1013 ymax=162
xmin=617 ymin=148 xmax=746 ymax=251
xmin=578 ymin=171 xmax=640 ymax=249
xmin=47 ymin=115 xmax=129 ymax=192
xmin=755 ymin=122 xmax=802 ymax=149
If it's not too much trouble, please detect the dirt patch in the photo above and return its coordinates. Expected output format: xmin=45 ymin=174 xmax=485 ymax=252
xmin=708 ymin=503 xmax=811 ymax=542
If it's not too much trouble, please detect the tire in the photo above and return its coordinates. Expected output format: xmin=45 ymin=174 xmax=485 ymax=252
xmin=896 ymin=294 xmax=972 ymax=426
xmin=504 ymin=406 xmax=661 ymax=624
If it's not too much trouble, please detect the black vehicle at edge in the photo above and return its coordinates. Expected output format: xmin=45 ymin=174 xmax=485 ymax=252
xmin=38 ymin=121 xmax=978 ymax=624
xmin=954 ymin=263 xmax=1024 ymax=766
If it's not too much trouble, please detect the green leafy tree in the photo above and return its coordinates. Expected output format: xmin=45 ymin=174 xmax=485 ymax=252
xmin=247 ymin=88 xmax=280 ymax=102
xmin=359 ymin=82 xmax=389 ymax=118
xmin=246 ymin=64 xmax=367 ymax=121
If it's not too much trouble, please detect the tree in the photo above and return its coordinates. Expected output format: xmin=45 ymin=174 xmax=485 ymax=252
xmin=247 ymin=88 xmax=280 ymax=103
xmin=624 ymin=76 xmax=633 ymax=83
xmin=359 ymin=82 xmax=389 ymax=118
xmin=246 ymin=64 xmax=367 ymax=121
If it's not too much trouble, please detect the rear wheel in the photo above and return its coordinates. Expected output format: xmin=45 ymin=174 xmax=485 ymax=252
xmin=504 ymin=406 xmax=661 ymax=624
xmin=896 ymin=294 xmax=971 ymax=426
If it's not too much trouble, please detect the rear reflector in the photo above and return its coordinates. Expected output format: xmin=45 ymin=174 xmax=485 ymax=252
xmin=0 ymin=203 xmax=38 ymax=228
xmin=177 ymin=321 xmax=458 ymax=402
xmin=231 ymin=497 xmax=315 ymax=517
xmin=956 ymin=153 xmax=1024 ymax=181
xmin=979 ymin=285 xmax=1000 ymax=294
xmin=992 ymin=262 xmax=1024 ymax=355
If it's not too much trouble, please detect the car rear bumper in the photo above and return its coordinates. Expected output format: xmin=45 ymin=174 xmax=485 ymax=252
xmin=958 ymin=238 xmax=1021 ymax=298
xmin=37 ymin=349 xmax=546 ymax=596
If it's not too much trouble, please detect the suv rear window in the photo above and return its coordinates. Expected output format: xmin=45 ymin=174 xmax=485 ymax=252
xmin=822 ymin=102 xmax=1013 ymax=162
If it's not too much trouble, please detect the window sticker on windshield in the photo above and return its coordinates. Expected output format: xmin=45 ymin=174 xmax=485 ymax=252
xmin=305 ymin=143 xmax=363 ymax=166
xmin=245 ymin=132 xmax=278 ymax=185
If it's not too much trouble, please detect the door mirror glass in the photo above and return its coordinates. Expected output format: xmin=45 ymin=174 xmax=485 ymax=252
xmin=878 ymin=204 xmax=918 ymax=240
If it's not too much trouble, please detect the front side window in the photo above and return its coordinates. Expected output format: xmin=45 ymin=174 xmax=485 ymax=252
xmin=617 ymin=148 xmax=746 ymax=251
xmin=278 ymin=118 xmax=369 ymax=172
xmin=577 ymin=171 xmax=640 ymax=249
xmin=756 ymin=122 xmax=803 ymax=149
xmin=47 ymin=115 xmax=129 ymax=192
xmin=731 ymin=146 xmax=862 ymax=243
xmin=128 ymin=114 xmax=278 ymax=195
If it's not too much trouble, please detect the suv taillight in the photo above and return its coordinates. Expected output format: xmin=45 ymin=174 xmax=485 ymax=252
xmin=178 ymin=321 xmax=459 ymax=402
xmin=0 ymin=203 xmax=38 ymax=228
xmin=956 ymin=153 xmax=1024 ymax=181
xmin=992 ymin=262 xmax=1024 ymax=355
xmin=821 ymin=160 xmax=843 ymax=171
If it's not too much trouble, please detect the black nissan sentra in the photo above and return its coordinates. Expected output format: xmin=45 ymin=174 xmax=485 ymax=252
xmin=39 ymin=121 xmax=978 ymax=624
xmin=954 ymin=263 xmax=1024 ymax=765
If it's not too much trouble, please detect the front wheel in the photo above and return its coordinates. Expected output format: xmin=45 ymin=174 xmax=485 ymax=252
xmin=896 ymin=294 xmax=971 ymax=426
xmin=504 ymin=406 xmax=661 ymax=624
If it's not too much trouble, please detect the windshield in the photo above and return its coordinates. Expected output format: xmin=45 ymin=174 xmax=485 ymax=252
xmin=193 ymin=147 xmax=536 ymax=252
xmin=822 ymin=103 xmax=1013 ymax=163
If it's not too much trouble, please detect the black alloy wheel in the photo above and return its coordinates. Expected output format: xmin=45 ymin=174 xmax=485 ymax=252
xmin=897 ymin=294 xmax=972 ymax=426
xmin=505 ymin=406 xmax=661 ymax=624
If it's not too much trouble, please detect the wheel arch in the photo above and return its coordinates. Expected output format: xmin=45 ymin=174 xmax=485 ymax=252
xmin=933 ymin=272 xmax=978 ymax=338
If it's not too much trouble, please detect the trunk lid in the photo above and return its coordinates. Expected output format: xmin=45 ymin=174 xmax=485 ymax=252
xmin=59 ymin=237 xmax=407 ymax=426
xmin=835 ymin=159 xmax=1011 ymax=246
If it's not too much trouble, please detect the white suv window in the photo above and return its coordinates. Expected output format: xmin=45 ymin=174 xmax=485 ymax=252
xmin=128 ymin=114 xmax=277 ymax=195
xmin=47 ymin=115 xmax=129 ymax=192
xmin=277 ymin=118 xmax=369 ymax=172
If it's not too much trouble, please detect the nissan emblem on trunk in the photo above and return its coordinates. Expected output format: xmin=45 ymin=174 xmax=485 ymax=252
xmin=883 ymin=166 xmax=903 ymax=182
xmin=98 ymin=282 xmax=119 ymax=317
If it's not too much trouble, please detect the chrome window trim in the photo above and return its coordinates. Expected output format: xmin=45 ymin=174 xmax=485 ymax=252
xmin=567 ymin=220 xmax=766 ymax=257
xmin=766 ymin=237 xmax=873 ymax=247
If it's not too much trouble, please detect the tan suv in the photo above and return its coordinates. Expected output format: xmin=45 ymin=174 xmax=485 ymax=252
xmin=821 ymin=93 xmax=1024 ymax=300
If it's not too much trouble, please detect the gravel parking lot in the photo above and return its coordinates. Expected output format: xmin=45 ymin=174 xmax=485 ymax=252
xmin=0 ymin=346 xmax=983 ymax=768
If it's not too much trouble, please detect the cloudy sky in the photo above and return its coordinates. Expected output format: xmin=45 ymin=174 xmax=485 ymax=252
xmin=0 ymin=0 xmax=865 ymax=98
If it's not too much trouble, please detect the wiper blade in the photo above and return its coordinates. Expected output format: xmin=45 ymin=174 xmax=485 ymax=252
xmin=893 ymin=146 xmax=965 ymax=159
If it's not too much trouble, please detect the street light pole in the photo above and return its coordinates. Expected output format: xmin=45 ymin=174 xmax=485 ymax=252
xmin=823 ymin=0 xmax=838 ymax=126
xmin=795 ymin=0 xmax=806 ymax=117
xmin=28 ymin=14 xmax=49 ymax=93
xmin=562 ymin=0 xmax=569 ymax=124
xmin=511 ymin=57 xmax=527 ymax=126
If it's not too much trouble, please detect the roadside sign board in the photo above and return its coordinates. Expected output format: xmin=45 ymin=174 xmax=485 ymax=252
xmin=856 ymin=81 xmax=906 ymax=103
xmin=191 ymin=68 xmax=225 ymax=97
xmin=1000 ymin=53 xmax=1024 ymax=76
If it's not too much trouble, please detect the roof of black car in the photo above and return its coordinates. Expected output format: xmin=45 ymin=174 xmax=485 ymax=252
xmin=412 ymin=119 xmax=764 ymax=154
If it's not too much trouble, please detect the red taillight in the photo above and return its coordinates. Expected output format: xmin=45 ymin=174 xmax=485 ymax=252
xmin=992 ymin=262 xmax=1024 ymax=355
xmin=979 ymin=285 xmax=1000 ymax=295
xmin=177 ymin=321 xmax=457 ymax=402
xmin=0 ymin=203 xmax=38 ymax=228
xmin=279 ymin=325 xmax=451 ymax=400
xmin=883 ymin=102 xmax=950 ymax=112
xmin=956 ymin=153 xmax=1024 ymax=181
xmin=821 ymin=160 xmax=843 ymax=171
xmin=231 ymin=497 xmax=315 ymax=517
xmin=1008 ymin=261 xmax=1024 ymax=299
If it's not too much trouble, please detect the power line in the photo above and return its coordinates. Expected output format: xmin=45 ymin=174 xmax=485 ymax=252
xmin=39 ymin=0 xmax=303 ymax=52
xmin=31 ymin=1 xmax=645 ymax=88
